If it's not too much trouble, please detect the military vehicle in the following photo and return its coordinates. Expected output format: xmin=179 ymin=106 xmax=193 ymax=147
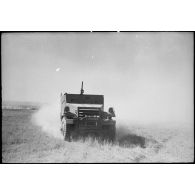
xmin=60 ymin=82 xmax=116 ymax=142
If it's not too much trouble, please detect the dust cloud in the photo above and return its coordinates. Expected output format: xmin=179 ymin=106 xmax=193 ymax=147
xmin=104 ymin=64 xmax=193 ymax=127
xmin=33 ymin=102 xmax=63 ymax=139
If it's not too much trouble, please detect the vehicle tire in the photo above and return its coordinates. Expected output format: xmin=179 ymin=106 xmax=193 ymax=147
xmin=65 ymin=125 xmax=71 ymax=141
xmin=62 ymin=118 xmax=71 ymax=141
xmin=108 ymin=125 xmax=116 ymax=143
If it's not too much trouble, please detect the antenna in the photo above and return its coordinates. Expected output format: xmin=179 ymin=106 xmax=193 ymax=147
xmin=80 ymin=81 xmax=84 ymax=95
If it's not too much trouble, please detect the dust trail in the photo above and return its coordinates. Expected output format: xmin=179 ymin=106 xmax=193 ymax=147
xmin=116 ymin=122 xmax=194 ymax=162
xmin=32 ymin=102 xmax=63 ymax=139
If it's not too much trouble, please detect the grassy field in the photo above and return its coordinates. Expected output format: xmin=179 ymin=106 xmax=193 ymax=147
xmin=2 ymin=109 xmax=194 ymax=163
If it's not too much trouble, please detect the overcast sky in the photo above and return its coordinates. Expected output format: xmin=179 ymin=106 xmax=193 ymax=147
xmin=2 ymin=32 xmax=193 ymax=123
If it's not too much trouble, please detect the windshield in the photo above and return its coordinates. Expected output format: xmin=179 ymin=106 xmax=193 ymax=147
xmin=65 ymin=94 xmax=104 ymax=104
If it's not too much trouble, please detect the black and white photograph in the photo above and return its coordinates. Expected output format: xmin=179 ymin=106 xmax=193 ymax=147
xmin=1 ymin=1 xmax=195 ymax=195
xmin=1 ymin=32 xmax=194 ymax=163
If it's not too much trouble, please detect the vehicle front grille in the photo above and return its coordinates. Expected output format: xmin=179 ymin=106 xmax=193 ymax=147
xmin=78 ymin=107 xmax=101 ymax=118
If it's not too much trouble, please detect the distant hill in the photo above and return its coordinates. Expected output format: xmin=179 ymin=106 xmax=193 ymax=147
xmin=2 ymin=101 xmax=43 ymax=110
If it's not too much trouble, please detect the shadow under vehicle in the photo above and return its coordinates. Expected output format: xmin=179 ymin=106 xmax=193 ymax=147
xmin=60 ymin=82 xmax=116 ymax=142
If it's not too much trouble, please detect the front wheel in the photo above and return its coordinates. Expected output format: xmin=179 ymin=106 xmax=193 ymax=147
xmin=103 ymin=125 xmax=116 ymax=143
xmin=108 ymin=128 xmax=116 ymax=143
xmin=61 ymin=119 xmax=71 ymax=141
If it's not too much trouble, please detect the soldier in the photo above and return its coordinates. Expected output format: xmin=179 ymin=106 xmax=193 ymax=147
xmin=108 ymin=107 xmax=115 ymax=117
xmin=64 ymin=106 xmax=77 ymax=119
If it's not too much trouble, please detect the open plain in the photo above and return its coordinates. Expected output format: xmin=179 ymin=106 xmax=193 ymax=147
xmin=2 ymin=107 xmax=193 ymax=163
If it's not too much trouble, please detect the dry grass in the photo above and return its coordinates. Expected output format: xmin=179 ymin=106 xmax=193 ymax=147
xmin=2 ymin=109 xmax=194 ymax=163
